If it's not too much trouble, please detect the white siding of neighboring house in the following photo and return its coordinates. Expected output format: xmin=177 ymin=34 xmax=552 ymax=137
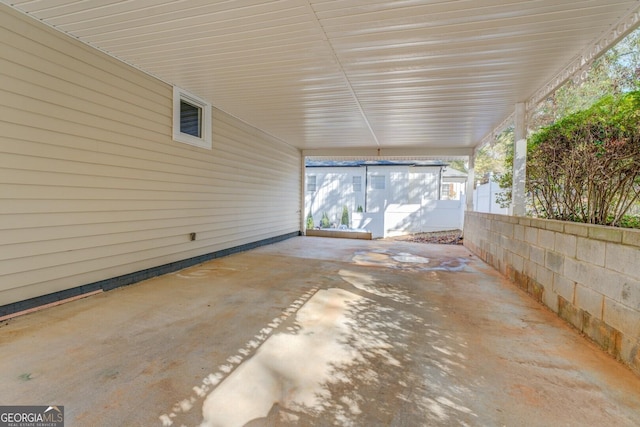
xmin=0 ymin=6 xmax=301 ymax=307
xmin=305 ymin=167 xmax=365 ymax=227
xmin=408 ymin=166 xmax=441 ymax=202
xmin=306 ymin=165 xmax=464 ymax=237
xmin=365 ymin=166 xmax=440 ymax=213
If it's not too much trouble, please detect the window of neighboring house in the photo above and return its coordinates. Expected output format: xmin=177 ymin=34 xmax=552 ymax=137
xmin=352 ymin=176 xmax=362 ymax=192
xmin=173 ymin=86 xmax=212 ymax=149
xmin=370 ymin=175 xmax=385 ymax=190
xmin=307 ymin=175 xmax=317 ymax=192
xmin=441 ymin=183 xmax=451 ymax=200
xmin=441 ymin=182 xmax=460 ymax=200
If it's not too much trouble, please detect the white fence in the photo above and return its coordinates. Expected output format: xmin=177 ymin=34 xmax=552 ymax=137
xmin=473 ymin=180 xmax=508 ymax=214
xmin=352 ymin=198 xmax=465 ymax=238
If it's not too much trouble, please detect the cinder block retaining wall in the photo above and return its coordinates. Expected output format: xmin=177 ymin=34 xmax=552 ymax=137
xmin=464 ymin=211 xmax=640 ymax=376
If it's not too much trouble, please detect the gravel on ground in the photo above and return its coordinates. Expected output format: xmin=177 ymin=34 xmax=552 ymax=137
xmin=386 ymin=229 xmax=463 ymax=245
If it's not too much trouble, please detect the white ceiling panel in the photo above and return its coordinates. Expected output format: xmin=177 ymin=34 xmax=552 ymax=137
xmin=5 ymin=0 xmax=640 ymax=153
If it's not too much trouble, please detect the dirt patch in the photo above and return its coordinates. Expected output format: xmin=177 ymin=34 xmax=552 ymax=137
xmin=386 ymin=230 xmax=463 ymax=245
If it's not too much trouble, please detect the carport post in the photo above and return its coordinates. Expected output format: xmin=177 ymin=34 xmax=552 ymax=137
xmin=300 ymin=155 xmax=307 ymax=233
xmin=512 ymin=102 xmax=527 ymax=216
xmin=465 ymin=153 xmax=475 ymax=212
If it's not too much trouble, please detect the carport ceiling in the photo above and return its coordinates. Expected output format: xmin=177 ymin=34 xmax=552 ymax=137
xmin=5 ymin=0 xmax=640 ymax=152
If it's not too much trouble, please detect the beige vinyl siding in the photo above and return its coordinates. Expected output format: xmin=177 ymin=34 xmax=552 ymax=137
xmin=0 ymin=5 xmax=301 ymax=306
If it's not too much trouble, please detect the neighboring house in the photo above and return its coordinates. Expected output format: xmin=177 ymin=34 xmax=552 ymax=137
xmin=440 ymin=167 xmax=468 ymax=201
xmin=305 ymin=161 xmax=467 ymax=238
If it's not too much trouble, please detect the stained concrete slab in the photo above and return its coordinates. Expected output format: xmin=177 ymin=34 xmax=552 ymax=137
xmin=1 ymin=236 xmax=639 ymax=426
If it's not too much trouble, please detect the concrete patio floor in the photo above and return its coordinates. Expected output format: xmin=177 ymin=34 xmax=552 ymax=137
xmin=1 ymin=236 xmax=639 ymax=426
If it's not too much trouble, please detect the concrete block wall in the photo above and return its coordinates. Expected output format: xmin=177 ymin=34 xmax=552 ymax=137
xmin=464 ymin=211 xmax=640 ymax=376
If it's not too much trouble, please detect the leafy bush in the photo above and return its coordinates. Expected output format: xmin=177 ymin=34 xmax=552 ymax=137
xmin=526 ymin=91 xmax=640 ymax=226
xmin=612 ymin=214 xmax=640 ymax=229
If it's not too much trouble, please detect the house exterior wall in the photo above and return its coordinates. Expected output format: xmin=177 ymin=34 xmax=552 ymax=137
xmin=365 ymin=165 xmax=440 ymax=212
xmin=0 ymin=6 xmax=301 ymax=308
xmin=306 ymin=165 xmax=464 ymax=237
xmin=305 ymin=167 xmax=365 ymax=226
xmin=464 ymin=211 xmax=640 ymax=376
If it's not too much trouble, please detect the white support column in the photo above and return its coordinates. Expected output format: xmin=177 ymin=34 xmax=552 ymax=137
xmin=300 ymin=155 xmax=307 ymax=233
xmin=465 ymin=154 xmax=475 ymax=212
xmin=512 ymin=102 xmax=527 ymax=216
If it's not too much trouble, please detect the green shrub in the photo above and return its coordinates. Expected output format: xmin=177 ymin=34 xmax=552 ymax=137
xmin=523 ymin=91 xmax=640 ymax=227
xmin=320 ymin=212 xmax=330 ymax=228
xmin=306 ymin=211 xmax=314 ymax=229
xmin=615 ymin=215 xmax=640 ymax=229
xmin=341 ymin=205 xmax=349 ymax=227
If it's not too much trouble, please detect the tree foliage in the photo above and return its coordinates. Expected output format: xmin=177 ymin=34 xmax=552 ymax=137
xmin=530 ymin=28 xmax=640 ymax=132
xmin=526 ymin=91 xmax=640 ymax=226
xmin=448 ymin=127 xmax=512 ymax=186
xmin=494 ymin=27 xmax=640 ymax=219
xmin=477 ymin=127 xmax=513 ymax=185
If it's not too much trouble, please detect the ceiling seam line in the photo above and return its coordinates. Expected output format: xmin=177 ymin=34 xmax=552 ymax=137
xmin=302 ymin=0 xmax=381 ymax=147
